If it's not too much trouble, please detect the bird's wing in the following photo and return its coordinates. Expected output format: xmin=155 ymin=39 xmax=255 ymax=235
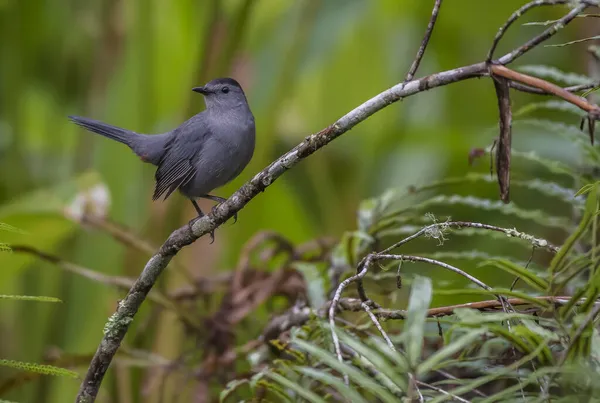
xmin=152 ymin=117 xmax=209 ymax=201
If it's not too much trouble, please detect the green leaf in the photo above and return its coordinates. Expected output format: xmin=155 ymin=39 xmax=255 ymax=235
xmin=550 ymin=186 xmax=597 ymax=276
xmin=546 ymin=35 xmax=600 ymax=47
xmin=479 ymin=259 xmax=548 ymax=291
xmin=449 ymin=309 xmax=554 ymax=326
xmin=417 ymin=329 xmax=487 ymax=376
xmin=262 ymin=371 xmax=306 ymax=403
xmin=434 ymin=288 xmax=552 ymax=309
xmin=510 ymin=150 xmax=578 ymax=181
xmin=293 ymin=338 xmax=398 ymax=403
xmin=517 ymin=65 xmax=595 ymax=86
xmin=574 ymin=182 xmax=600 ymax=197
xmin=292 ymin=262 xmax=326 ymax=309
xmin=296 ymin=367 xmax=370 ymax=403
xmin=513 ymin=119 xmax=599 ymax=163
xmin=219 ymin=379 xmax=249 ymax=403
xmin=0 ymin=359 xmax=78 ymax=378
xmin=379 ymin=194 xmax=573 ymax=232
xmin=582 ymin=86 xmax=599 ymax=98
xmin=404 ymin=275 xmax=432 ymax=368
xmin=0 ymin=222 xmax=27 ymax=234
xmin=428 ymin=341 xmax=550 ymax=403
xmin=336 ymin=331 xmax=407 ymax=393
xmin=515 ymin=100 xmax=587 ymax=118
xmin=0 ymin=295 xmax=62 ymax=303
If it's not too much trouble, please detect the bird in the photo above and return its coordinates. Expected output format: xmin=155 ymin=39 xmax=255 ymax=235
xmin=69 ymin=77 xmax=256 ymax=242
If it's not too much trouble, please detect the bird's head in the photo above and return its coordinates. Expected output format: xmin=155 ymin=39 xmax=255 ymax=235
xmin=192 ymin=78 xmax=248 ymax=110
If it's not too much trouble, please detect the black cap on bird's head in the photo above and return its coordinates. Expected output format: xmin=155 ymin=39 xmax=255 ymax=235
xmin=192 ymin=78 xmax=248 ymax=110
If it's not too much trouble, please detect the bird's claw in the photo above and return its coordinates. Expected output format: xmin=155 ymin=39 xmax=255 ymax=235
xmin=211 ymin=204 xmax=238 ymax=224
xmin=188 ymin=215 xmax=216 ymax=244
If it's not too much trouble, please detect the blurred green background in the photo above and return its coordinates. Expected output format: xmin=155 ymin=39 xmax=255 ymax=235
xmin=0 ymin=0 xmax=598 ymax=401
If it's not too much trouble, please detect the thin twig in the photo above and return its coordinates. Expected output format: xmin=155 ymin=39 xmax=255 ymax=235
xmin=329 ymin=253 xmax=493 ymax=379
xmin=433 ymin=369 xmax=487 ymax=398
xmin=509 ymin=80 xmax=600 ymax=95
xmin=487 ymin=0 xmax=570 ymax=62
xmin=559 ymin=302 xmax=600 ymax=364
xmin=380 ymin=221 xmax=559 ymax=255
xmin=328 ymin=258 xmax=372 ymax=385
xmin=327 ymin=296 xmax=592 ymax=320
xmin=361 ymin=301 xmax=395 ymax=351
xmin=376 ymin=254 xmax=492 ymax=291
xmin=9 ymin=245 xmax=159 ymax=302
xmin=409 ymin=373 xmax=425 ymax=402
xmin=497 ymin=2 xmax=594 ymax=65
xmin=416 ymin=380 xmax=472 ymax=403
xmin=492 ymin=64 xmax=600 ymax=114
xmin=9 ymin=245 xmax=203 ymax=331
xmin=83 ymin=215 xmax=195 ymax=283
xmin=544 ymin=302 xmax=600 ymax=393
xmin=404 ymin=0 xmax=443 ymax=82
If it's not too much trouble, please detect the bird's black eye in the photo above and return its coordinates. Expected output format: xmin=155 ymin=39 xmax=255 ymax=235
xmin=221 ymin=86 xmax=229 ymax=94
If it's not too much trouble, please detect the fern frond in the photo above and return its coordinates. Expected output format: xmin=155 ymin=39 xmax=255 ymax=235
xmin=518 ymin=65 xmax=594 ymax=86
xmin=0 ymin=295 xmax=62 ymax=303
xmin=0 ymin=359 xmax=78 ymax=378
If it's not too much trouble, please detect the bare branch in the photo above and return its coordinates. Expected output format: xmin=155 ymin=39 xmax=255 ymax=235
xmin=328 ymin=257 xmax=372 ymax=385
xmin=380 ymin=221 xmax=559 ymax=255
xmin=487 ymin=0 xmax=570 ymax=62
xmin=404 ymin=0 xmax=443 ymax=82
xmin=82 ymin=214 xmax=195 ymax=282
xmin=492 ymin=75 xmax=513 ymax=203
xmin=377 ymin=254 xmax=492 ymax=291
xmin=416 ymin=380 xmax=472 ymax=403
xmin=8 ymin=245 xmax=202 ymax=331
xmin=329 ymin=295 xmax=594 ymax=320
xmin=495 ymin=1 xmax=594 ymax=65
xmin=361 ymin=301 xmax=395 ymax=351
xmin=492 ymin=64 xmax=600 ymax=114
xmin=508 ymin=80 xmax=600 ymax=95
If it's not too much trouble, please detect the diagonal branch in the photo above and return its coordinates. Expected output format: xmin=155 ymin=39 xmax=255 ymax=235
xmin=491 ymin=64 xmax=600 ymax=114
xmin=404 ymin=0 xmax=443 ymax=82
xmin=508 ymin=80 xmax=600 ymax=95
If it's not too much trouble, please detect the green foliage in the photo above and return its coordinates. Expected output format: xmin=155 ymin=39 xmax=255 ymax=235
xmin=1 ymin=0 xmax=599 ymax=400
xmin=0 ymin=223 xmax=75 ymax=392
xmin=221 ymin=101 xmax=600 ymax=400
xmin=0 ymin=360 xmax=78 ymax=379
xmin=0 ymin=295 xmax=62 ymax=303
xmin=517 ymin=65 xmax=595 ymax=86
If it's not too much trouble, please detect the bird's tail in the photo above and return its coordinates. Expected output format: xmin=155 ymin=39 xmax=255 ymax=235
xmin=68 ymin=116 xmax=135 ymax=146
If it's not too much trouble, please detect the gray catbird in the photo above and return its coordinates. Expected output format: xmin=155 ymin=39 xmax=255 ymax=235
xmin=69 ymin=77 xmax=255 ymax=242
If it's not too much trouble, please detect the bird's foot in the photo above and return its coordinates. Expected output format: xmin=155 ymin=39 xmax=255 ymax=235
xmin=188 ymin=215 xmax=215 ymax=244
xmin=211 ymin=204 xmax=238 ymax=224
xmin=202 ymin=195 xmax=237 ymax=224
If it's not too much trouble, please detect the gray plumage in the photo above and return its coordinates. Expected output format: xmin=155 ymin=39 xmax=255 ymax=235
xmin=69 ymin=78 xmax=255 ymax=222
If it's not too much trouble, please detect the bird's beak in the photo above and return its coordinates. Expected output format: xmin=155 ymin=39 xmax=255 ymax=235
xmin=192 ymin=86 xmax=210 ymax=95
